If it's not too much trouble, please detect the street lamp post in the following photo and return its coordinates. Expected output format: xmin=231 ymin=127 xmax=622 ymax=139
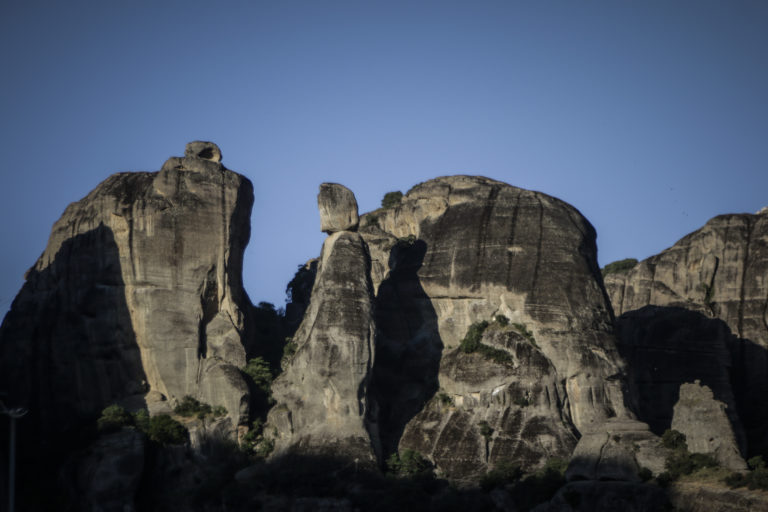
xmin=1 ymin=401 xmax=28 ymax=512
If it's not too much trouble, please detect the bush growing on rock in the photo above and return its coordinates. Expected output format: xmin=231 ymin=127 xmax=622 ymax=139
xmin=601 ymin=258 xmax=638 ymax=276
xmin=724 ymin=456 xmax=768 ymax=491
xmin=459 ymin=321 xmax=489 ymax=353
xmin=147 ymin=414 xmax=188 ymax=445
xmin=381 ymin=191 xmax=403 ymax=209
xmin=480 ymin=460 xmax=523 ymax=491
xmin=97 ymin=404 xmax=133 ymax=433
xmin=386 ymin=449 xmax=433 ymax=479
xmin=243 ymin=357 xmax=273 ymax=394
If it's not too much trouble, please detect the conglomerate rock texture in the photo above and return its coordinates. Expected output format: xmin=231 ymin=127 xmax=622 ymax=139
xmin=606 ymin=210 xmax=768 ymax=457
xmin=358 ymin=175 xmax=632 ymax=476
xmin=0 ymin=142 xmax=254 ymax=442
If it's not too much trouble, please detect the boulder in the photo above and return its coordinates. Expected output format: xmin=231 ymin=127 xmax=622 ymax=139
xmin=317 ymin=183 xmax=359 ymax=233
xmin=672 ymin=381 xmax=747 ymax=471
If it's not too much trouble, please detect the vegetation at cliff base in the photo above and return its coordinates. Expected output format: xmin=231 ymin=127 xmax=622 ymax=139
xmin=243 ymin=357 xmax=273 ymax=394
xmin=601 ymin=258 xmax=638 ymax=276
xmin=656 ymin=429 xmax=719 ymax=485
xmin=147 ymin=414 xmax=188 ymax=445
xmin=724 ymin=456 xmax=768 ymax=491
xmin=459 ymin=320 xmax=489 ymax=353
xmin=381 ymin=191 xmax=403 ymax=209
xmin=173 ymin=395 xmax=226 ymax=419
xmin=386 ymin=449 xmax=434 ymax=479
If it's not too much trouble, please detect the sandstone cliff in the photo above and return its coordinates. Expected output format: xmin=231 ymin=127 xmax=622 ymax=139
xmin=606 ymin=211 xmax=768 ymax=457
xmin=267 ymin=184 xmax=378 ymax=465
xmin=357 ymin=176 xmax=632 ymax=476
xmin=0 ymin=142 xmax=254 ymax=441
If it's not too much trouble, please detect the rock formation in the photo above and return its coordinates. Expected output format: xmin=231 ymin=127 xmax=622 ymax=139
xmin=606 ymin=210 xmax=768 ymax=457
xmin=317 ymin=183 xmax=359 ymax=233
xmin=266 ymin=184 xmax=377 ymax=465
xmin=358 ymin=176 xmax=632 ymax=475
xmin=0 ymin=141 xmax=254 ymax=442
xmin=672 ymin=381 xmax=746 ymax=471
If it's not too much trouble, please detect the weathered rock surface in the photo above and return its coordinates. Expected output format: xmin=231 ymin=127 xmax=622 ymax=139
xmin=399 ymin=323 xmax=578 ymax=481
xmin=606 ymin=211 xmax=768 ymax=457
xmin=672 ymin=381 xmax=747 ymax=471
xmin=0 ymin=142 xmax=254 ymax=441
xmin=318 ymin=183 xmax=359 ymax=233
xmin=359 ymin=176 xmax=632 ymax=474
xmin=267 ymin=229 xmax=377 ymax=464
xmin=566 ymin=418 xmax=667 ymax=481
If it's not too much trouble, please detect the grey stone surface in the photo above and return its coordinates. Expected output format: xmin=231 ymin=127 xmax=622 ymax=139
xmin=606 ymin=211 xmax=768 ymax=457
xmin=0 ymin=143 xmax=254 ymax=441
xmin=317 ymin=183 xmax=359 ymax=233
xmin=566 ymin=418 xmax=667 ymax=481
xmin=267 ymin=229 xmax=377 ymax=465
xmin=359 ymin=176 xmax=632 ymax=476
xmin=672 ymin=381 xmax=747 ymax=471
xmin=184 ymin=140 xmax=222 ymax=162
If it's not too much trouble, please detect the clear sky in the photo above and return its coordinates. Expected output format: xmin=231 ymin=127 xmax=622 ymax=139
xmin=1 ymin=0 xmax=767 ymax=315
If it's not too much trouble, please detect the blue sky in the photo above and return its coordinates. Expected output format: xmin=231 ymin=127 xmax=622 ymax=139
xmin=1 ymin=1 xmax=767 ymax=314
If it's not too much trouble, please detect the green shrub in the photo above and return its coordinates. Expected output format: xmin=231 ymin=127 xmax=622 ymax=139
xmin=174 ymin=395 xmax=213 ymax=418
xmin=212 ymin=405 xmax=227 ymax=417
xmin=437 ymin=392 xmax=453 ymax=406
xmin=480 ymin=460 xmax=522 ymax=491
xmin=133 ymin=409 xmax=150 ymax=432
xmin=148 ymin=414 xmax=188 ymax=445
xmin=364 ymin=214 xmax=380 ymax=228
xmin=97 ymin=404 xmax=133 ymax=433
xmin=381 ymin=191 xmax=403 ymax=209
xmin=386 ymin=449 xmax=433 ymax=479
xmin=601 ymin=258 xmax=638 ymax=276
xmin=661 ymin=429 xmax=688 ymax=451
xmin=494 ymin=315 xmax=509 ymax=326
xmin=243 ymin=357 xmax=273 ymax=394
xmin=476 ymin=344 xmax=515 ymax=365
xmin=255 ymin=437 xmax=275 ymax=458
xmin=509 ymin=458 xmax=568 ymax=510
xmin=460 ymin=321 xmax=489 ymax=353
xmin=724 ymin=456 xmax=768 ymax=491
xmin=664 ymin=449 xmax=718 ymax=480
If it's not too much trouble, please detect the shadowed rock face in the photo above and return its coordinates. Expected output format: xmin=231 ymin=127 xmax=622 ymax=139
xmin=606 ymin=211 xmax=768 ymax=457
xmin=358 ymin=176 xmax=632 ymax=475
xmin=0 ymin=143 xmax=254 ymax=439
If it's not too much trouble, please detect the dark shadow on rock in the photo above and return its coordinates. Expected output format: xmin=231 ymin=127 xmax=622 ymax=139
xmin=0 ymin=223 xmax=146 ymax=509
xmin=616 ymin=305 xmax=768 ymax=458
xmin=370 ymin=239 xmax=442 ymax=458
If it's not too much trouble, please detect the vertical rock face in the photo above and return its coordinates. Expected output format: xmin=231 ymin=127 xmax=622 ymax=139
xmin=606 ymin=211 xmax=768 ymax=457
xmin=357 ymin=176 xmax=631 ymax=475
xmin=672 ymin=381 xmax=746 ymax=471
xmin=267 ymin=186 xmax=377 ymax=465
xmin=0 ymin=142 xmax=254 ymax=440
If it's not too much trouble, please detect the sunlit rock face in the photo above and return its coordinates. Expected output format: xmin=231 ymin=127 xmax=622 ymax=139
xmin=0 ymin=142 xmax=253 ymax=440
xmin=318 ymin=182 xmax=359 ymax=233
xmin=267 ymin=186 xmax=377 ymax=466
xmin=357 ymin=175 xmax=632 ymax=477
xmin=606 ymin=210 xmax=768 ymax=457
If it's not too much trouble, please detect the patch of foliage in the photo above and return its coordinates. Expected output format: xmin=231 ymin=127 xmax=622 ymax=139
xmin=243 ymin=357 xmax=273 ymax=395
xmin=480 ymin=460 xmax=522 ymax=491
xmin=723 ymin=456 xmax=768 ymax=491
xmin=174 ymin=395 xmax=227 ymax=419
xmin=509 ymin=458 xmax=568 ymax=511
xmin=513 ymin=395 xmax=532 ymax=407
xmin=460 ymin=321 xmax=489 ymax=353
xmin=132 ymin=408 xmax=150 ymax=432
xmin=97 ymin=404 xmax=134 ymax=433
xmin=437 ymin=392 xmax=453 ymax=406
xmin=661 ymin=429 xmax=688 ymax=451
xmin=386 ymin=449 xmax=434 ymax=479
xmin=147 ymin=414 xmax=188 ymax=445
xmin=476 ymin=343 xmax=515 ymax=365
xmin=494 ymin=314 xmax=509 ymax=326
xmin=363 ymin=214 xmax=380 ymax=228
xmin=281 ymin=337 xmax=298 ymax=367
xmin=396 ymin=234 xmax=417 ymax=245
xmin=601 ymin=258 xmax=638 ymax=276
xmin=381 ymin=191 xmax=403 ymax=209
